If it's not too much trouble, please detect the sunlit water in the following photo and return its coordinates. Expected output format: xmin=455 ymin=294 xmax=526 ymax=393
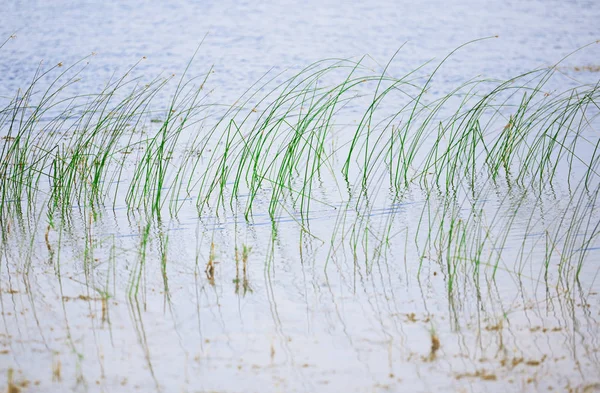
xmin=1 ymin=1 xmax=600 ymax=392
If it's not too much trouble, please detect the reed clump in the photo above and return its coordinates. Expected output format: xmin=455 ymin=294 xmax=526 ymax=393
xmin=1 ymin=37 xmax=599 ymax=283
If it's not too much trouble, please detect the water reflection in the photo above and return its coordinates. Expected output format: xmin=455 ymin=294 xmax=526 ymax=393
xmin=3 ymin=191 xmax=598 ymax=392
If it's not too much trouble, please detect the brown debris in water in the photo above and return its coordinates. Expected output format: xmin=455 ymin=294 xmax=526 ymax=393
xmin=52 ymin=359 xmax=61 ymax=382
xmin=205 ymin=243 xmax=217 ymax=285
xmin=525 ymin=355 xmax=546 ymax=367
xmin=270 ymin=342 xmax=275 ymax=363
xmin=498 ymin=355 xmax=546 ymax=369
xmin=234 ymin=245 xmax=253 ymax=295
xmin=428 ymin=332 xmax=440 ymax=361
xmin=578 ymin=383 xmax=600 ymax=393
xmin=7 ymin=368 xmax=19 ymax=393
xmin=405 ymin=313 xmax=418 ymax=323
xmin=44 ymin=225 xmax=52 ymax=254
xmin=556 ymin=65 xmax=600 ymax=73
xmin=485 ymin=320 xmax=503 ymax=331
xmin=61 ymin=295 xmax=101 ymax=302
xmin=6 ymin=369 xmax=32 ymax=393
xmin=455 ymin=369 xmax=497 ymax=381
xmin=101 ymin=297 xmax=108 ymax=323
xmin=501 ymin=357 xmax=523 ymax=368
xmin=573 ymin=65 xmax=600 ymax=72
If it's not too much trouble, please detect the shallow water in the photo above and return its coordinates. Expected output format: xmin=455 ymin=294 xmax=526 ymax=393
xmin=2 ymin=0 xmax=600 ymax=100
xmin=1 ymin=1 xmax=600 ymax=393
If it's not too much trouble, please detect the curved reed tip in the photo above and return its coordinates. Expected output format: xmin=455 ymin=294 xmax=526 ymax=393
xmin=92 ymin=52 xmax=97 ymax=56
xmin=57 ymin=62 xmax=63 ymax=67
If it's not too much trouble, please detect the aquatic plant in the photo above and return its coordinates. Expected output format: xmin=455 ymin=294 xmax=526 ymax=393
xmin=1 ymin=37 xmax=599 ymax=288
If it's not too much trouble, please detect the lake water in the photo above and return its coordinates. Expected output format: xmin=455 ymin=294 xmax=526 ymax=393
xmin=1 ymin=1 xmax=600 ymax=392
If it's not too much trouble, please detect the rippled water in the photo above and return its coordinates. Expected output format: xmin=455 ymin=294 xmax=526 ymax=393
xmin=1 ymin=1 xmax=600 ymax=393
xmin=3 ymin=0 xmax=600 ymax=97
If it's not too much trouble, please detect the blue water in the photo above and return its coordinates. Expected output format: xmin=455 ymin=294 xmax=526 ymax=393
xmin=2 ymin=0 xmax=599 ymax=102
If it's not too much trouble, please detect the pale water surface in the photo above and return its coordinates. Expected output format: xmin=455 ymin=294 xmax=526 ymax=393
xmin=1 ymin=1 xmax=600 ymax=393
